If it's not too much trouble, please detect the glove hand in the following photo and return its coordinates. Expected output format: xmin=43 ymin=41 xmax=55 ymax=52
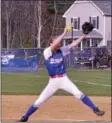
xmin=82 ymin=22 xmax=94 ymax=34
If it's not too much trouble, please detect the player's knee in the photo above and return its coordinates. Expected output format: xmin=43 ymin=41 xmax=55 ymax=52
xmin=33 ymin=98 xmax=44 ymax=107
xmin=33 ymin=101 xmax=40 ymax=108
xmin=74 ymin=91 xmax=83 ymax=99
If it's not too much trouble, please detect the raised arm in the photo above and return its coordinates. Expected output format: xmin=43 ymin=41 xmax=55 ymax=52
xmin=50 ymin=28 xmax=67 ymax=51
xmin=69 ymin=21 xmax=94 ymax=49
xmin=69 ymin=34 xmax=87 ymax=49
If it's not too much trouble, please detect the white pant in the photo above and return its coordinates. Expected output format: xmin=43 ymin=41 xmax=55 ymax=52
xmin=34 ymin=75 xmax=83 ymax=107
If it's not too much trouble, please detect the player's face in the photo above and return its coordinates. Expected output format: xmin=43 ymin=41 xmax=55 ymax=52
xmin=56 ymin=42 xmax=62 ymax=49
xmin=51 ymin=41 xmax=62 ymax=50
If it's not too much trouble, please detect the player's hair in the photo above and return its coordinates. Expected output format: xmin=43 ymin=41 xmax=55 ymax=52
xmin=48 ymin=38 xmax=53 ymax=46
xmin=49 ymin=38 xmax=53 ymax=44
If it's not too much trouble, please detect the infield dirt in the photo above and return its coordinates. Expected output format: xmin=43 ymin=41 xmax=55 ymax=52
xmin=1 ymin=95 xmax=111 ymax=122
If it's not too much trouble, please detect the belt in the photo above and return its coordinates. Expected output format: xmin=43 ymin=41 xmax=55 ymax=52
xmin=50 ymin=74 xmax=65 ymax=78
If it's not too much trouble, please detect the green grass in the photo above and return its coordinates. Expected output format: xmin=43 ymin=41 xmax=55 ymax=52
xmin=1 ymin=69 xmax=111 ymax=96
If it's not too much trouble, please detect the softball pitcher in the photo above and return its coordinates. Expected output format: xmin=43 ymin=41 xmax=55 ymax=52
xmin=18 ymin=22 xmax=105 ymax=122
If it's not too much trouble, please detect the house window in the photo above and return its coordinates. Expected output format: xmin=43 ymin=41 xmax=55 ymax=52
xmin=92 ymin=39 xmax=100 ymax=47
xmin=71 ymin=17 xmax=80 ymax=30
xmin=90 ymin=16 xmax=99 ymax=29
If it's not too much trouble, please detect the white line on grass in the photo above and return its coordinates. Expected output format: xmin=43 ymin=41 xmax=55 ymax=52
xmin=73 ymin=80 xmax=111 ymax=87
xmin=2 ymin=72 xmax=111 ymax=87
xmin=2 ymin=72 xmax=47 ymax=78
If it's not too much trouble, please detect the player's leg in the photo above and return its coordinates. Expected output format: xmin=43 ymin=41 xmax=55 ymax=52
xmin=59 ymin=75 xmax=105 ymax=116
xmin=18 ymin=79 xmax=58 ymax=122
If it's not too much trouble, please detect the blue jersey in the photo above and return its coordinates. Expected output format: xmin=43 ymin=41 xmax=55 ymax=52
xmin=43 ymin=46 xmax=70 ymax=76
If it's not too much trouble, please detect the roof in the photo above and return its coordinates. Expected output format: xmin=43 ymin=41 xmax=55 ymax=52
xmin=63 ymin=0 xmax=112 ymax=17
xmin=93 ymin=1 xmax=112 ymax=16
xmin=63 ymin=30 xmax=103 ymax=39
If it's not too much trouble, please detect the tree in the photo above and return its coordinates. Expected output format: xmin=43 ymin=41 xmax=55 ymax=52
xmin=2 ymin=1 xmax=16 ymax=49
xmin=33 ymin=1 xmax=53 ymax=48
xmin=2 ymin=0 xmax=72 ymax=49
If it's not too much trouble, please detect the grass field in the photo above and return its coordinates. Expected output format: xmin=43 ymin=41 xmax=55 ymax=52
xmin=1 ymin=68 xmax=111 ymax=96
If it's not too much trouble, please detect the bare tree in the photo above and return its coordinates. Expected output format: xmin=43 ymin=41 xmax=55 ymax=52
xmin=4 ymin=1 xmax=12 ymax=49
xmin=1 ymin=1 xmax=57 ymax=49
xmin=2 ymin=1 xmax=17 ymax=49
xmin=34 ymin=1 xmax=51 ymax=48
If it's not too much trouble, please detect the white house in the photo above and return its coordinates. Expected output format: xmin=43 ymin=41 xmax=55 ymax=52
xmin=62 ymin=0 xmax=112 ymax=50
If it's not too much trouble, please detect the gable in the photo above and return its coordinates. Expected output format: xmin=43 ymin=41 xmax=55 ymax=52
xmin=63 ymin=0 xmax=109 ymax=17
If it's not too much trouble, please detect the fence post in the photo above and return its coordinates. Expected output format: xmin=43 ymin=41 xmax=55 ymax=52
xmin=92 ymin=48 xmax=94 ymax=69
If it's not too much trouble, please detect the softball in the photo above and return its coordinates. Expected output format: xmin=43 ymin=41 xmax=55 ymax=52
xmin=67 ymin=26 xmax=72 ymax=32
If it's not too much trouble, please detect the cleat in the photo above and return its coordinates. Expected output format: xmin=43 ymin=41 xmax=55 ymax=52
xmin=93 ymin=107 xmax=105 ymax=116
xmin=17 ymin=116 xmax=28 ymax=122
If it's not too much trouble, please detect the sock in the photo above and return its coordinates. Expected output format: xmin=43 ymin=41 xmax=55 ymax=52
xmin=23 ymin=105 xmax=38 ymax=119
xmin=81 ymin=95 xmax=97 ymax=110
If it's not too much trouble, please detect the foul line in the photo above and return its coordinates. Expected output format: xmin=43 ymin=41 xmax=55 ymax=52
xmin=2 ymin=72 xmax=111 ymax=88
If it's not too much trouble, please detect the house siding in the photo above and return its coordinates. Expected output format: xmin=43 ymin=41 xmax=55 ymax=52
xmin=104 ymin=16 xmax=111 ymax=46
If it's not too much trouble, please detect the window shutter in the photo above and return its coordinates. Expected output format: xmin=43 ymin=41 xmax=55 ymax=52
xmin=89 ymin=16 xmax=91 ymax=23
xmin=71 ymin=18 xmax=73 ymax=27
xmin=97 ymin=16 xmax=99 ymax=29
xmin=78 ymin=17 xmax=80 ymax=30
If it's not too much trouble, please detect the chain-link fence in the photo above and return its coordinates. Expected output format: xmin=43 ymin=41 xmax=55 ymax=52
xmin=65 ymin=46 xmax=111 ymax=69
xmin=1 ymin=48 xmax=44 ymax=72
xmin=1 ymin=46 xmax=111 ymax=72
